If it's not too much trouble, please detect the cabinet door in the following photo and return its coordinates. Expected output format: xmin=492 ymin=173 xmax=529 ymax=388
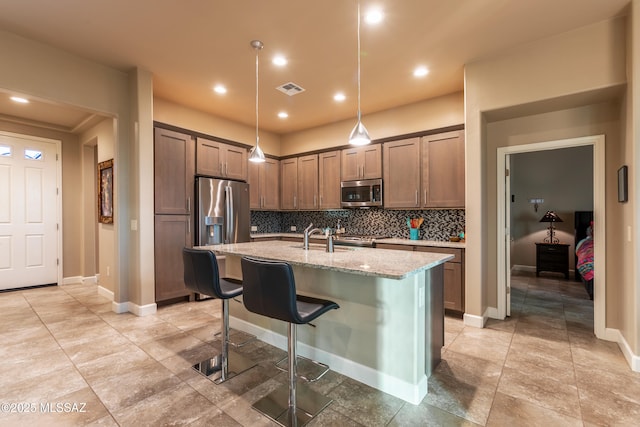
xmin=223 ymin=144 xmax=247 ymax=181
xmin=298 ymin=154 xmax=319 ymax=209
xmin=154 ymin=128 xmax=194 ymax=215
xmin=361 ymin=144 xmax=382 ymax=179
xmin=261 ymin=158 xmax=280 ymax=210
xmin=196 ymin=137 xmax=222 ymax=177
xmin=443 ymin=262 xmax=463 ymax=312
xmin=248 ymin=160 xmax=261 ymax=209
xmin=422 ymin=130 xmax=465 ymax=208
xmin=341 ymin=145 xmax=382 ymax=181
xmin=280 ymin=158 xmax=298 ymax=210
xmin=319 ymin=151 xmax=341 ymax=209
xmin=383 ymin=138 xmax=420 ymax=208
xmin=154 ymin=214 xmax=192 ymax=302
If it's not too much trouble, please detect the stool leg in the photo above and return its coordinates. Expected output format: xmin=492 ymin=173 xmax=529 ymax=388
xmin=191 ymin=298 xmax=256 ymax=383
xmin=288 ymin=323 xmax=297 ymax=423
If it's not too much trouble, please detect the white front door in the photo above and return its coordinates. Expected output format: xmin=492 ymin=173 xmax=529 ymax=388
xmin=0 ymin=132 xmax=60 ymax=290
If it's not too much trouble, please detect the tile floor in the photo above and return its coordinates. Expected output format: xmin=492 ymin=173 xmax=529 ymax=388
xmin=1 ymin=271 xmax=639 ymax=426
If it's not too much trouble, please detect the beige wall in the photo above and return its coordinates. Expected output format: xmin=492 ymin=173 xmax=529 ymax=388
xmin=153 ymin=97 xmax=282 ymax=157
xmin=0 ymin=29 xmax=136 ymax=305
xmin=465 ymin=15 xmax=638 ymax=353
xmin=280 ymin=92 xmax=464 ymax=155
xmin=509 ymin=145 xmax=594 ymax=270
xmin=80 ymin=118 xmax=116 ymax=293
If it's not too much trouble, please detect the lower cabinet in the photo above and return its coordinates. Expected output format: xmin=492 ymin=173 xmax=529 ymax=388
xmin=154 ymin=214 xmax=192 ymax=302
xmin=377 ymin=243 xmax=465 ymax=315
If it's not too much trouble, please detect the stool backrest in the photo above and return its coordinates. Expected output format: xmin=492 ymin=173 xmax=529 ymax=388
xmin=182 ymin=248 xmax=223 ymax=298
xmin=241 ymin=256 xmax=302 ymax=323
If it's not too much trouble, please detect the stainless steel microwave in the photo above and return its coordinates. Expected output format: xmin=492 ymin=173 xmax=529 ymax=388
xmin=340 ymin=178 xmax=383 ymax=208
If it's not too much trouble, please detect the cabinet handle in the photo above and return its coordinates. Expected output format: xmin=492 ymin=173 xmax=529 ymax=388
xmin=319 ymin=194 xmax=323 ymax=206
xmin=220 ymin=162 xmax=223 ymax=175
xmin=225 ymin=162 xmax=229 ymax=176
xmin=314 ymin=194 xmax=317 ymax=207
xmin=294 ymin=195 xmax=297 ymax=208
xmin=415 ymin=190 xmax=419 ymax=207
xmin=424 ymin=190 xmax=427 ymax=205
xmin=187 ymin=197 xmax=191 ymax=213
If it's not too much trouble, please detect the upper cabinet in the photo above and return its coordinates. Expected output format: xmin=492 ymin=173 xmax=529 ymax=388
xmin=318 ymin=151 xmax=341 ymax=209
xmin=341 ymin=145 xmax=382 ymax=181
xmin=422 ymin=130 xmax=465 ymax=208
xmin=154 ymin=128 xmax=195 ymax=215
xmin=383 ymin=138 xmax=421 ymax=208
xmin=248 ymin=157 xmax=280 ymax=210
xmin=280 ymin=157 xmax=298 ymax=210
xmin=297 ymin=154 xmax=319 ymax=210
xmin=196 ymin=137 xmax=247 ymax=181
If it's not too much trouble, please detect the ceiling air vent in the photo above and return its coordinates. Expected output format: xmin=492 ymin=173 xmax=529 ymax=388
xmin=276 ymin=82 xmax=305 ymax=96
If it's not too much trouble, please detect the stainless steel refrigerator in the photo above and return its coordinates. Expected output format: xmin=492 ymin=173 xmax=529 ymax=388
xmin=196 ymin=177 xmax=251 ymax=246
xmin=195 ymin=178 xmax=250 ymax=298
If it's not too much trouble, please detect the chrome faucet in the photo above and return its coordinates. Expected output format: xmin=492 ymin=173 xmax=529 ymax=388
xmin=325 ymin=228 xmax=335 ymax=253
xmin=303 ymin=223 xmax=323 ymax=250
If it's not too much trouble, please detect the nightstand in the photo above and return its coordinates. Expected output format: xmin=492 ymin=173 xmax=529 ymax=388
xmin=536 ymin=243 xmax=570 ymax=279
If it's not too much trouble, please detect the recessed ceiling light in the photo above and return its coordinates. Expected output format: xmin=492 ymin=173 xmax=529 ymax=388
xmin=413 ymin=66 xmax=429 ymax=77
xmin=278 ymin=111 xmax=289 ymax=119
xmin=213 ymin=85 xmax=227 ymax=94
xmin=334 ymin=93 xmax=346 ymax=102
xmin=365 ymin=9 xmax=384 ymax=24
xmin=273 ymin=56 xmax=287 ymax=66
xmin=10 ymin=96 xmax=29 ymax=104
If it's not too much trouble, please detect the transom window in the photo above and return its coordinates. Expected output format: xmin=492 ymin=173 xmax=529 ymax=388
xmin=0 ymin=145 xmax=11 ymax=156
xmin=24 ymin=149 xmax=42 ymax=160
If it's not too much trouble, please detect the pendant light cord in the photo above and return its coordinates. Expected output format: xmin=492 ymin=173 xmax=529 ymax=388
xmin=255 ymin=45 xmax=260 ymax=145
xmin=356 ymin=1 xmax=362 ymax=122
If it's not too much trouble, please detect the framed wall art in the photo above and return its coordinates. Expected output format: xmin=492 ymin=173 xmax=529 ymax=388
xmin=98 ymin=159 xmax=114 ymax=223
xmin=618 ymin=165 xmax=628 ymax=203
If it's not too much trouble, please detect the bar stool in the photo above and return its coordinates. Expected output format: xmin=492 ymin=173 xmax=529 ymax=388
xmin=240 ymin=256 xmax=339 ymax=427
xmin=182 ymin=248 xmax=257 ymax=383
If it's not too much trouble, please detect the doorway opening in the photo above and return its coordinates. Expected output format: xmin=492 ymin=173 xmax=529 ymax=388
xmin=497 ymin=135 xmax=605 ymax=338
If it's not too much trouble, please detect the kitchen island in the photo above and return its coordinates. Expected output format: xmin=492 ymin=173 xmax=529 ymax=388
xmin=199 ymin=240 xmax=453 ymax=404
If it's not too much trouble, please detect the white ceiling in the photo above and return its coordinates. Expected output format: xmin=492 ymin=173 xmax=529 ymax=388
xmin=0 ymin=0 xmax=630 ymax=135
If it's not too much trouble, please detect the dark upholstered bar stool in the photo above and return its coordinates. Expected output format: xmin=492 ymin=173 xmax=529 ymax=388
xmin=182 ymin=248 xmax=256 ymax=383
xmin=240 ymin=256 xmax=339 ymax=427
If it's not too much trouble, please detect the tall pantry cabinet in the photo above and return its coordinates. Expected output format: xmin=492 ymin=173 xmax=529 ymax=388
xmin=154 ymin=127 xmax=194 ymax=302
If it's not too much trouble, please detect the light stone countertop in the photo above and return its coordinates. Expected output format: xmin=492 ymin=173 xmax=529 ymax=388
xmin=200 ymin=240 xmax=453 ymax=280
xmin=250 ymin=233 xmax=466 ymax=249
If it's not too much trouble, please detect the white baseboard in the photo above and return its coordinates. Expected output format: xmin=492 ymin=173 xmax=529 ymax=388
xmin=98 ymin=285 xmax=114 ymax=301
xmin=463 ymin=312 xmax=486 ymax=328
xmin=511 ymin=264 xmax=536 ymax=273
xmin=605 ymin=328 xmax=640 ymax=372
xmin=82 ymin=276 xmax=97 ymax=285
xmin=229 ymin=317 xmax=428 ymax=404
xmin=61 ymin=276 xmax=83 ymax=285
xmin=110 ymin=300 xmax=157 ymax=316
xmin=485 ymin=306 xmax=499 ymax=320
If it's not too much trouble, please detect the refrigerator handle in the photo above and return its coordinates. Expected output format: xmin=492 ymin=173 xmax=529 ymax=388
xmin=225 ymin=185 xmax=234 ymax=244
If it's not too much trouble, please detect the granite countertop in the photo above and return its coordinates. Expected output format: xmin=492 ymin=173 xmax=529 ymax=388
xmin=250 ymin=233 xmax=466 ymax=249
xmin=200 ymin=240 xmax=453 ymax=280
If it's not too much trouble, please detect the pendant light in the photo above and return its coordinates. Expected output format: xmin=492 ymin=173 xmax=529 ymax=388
xmin=248 ymin=39 xmax=266 ymax=163
xmin=349 ymin=1 xmax=371 ymax=146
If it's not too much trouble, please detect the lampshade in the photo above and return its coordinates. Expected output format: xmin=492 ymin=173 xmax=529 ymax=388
xmin=349 ymin=1 xmax=371 ymax=146
xmin=539 ymin=211 xmax=563 ymax=223
xmin=248 ymin=40 xmax=266 ymax=163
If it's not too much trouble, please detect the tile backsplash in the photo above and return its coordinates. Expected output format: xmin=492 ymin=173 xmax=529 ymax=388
xmin=250 ymin=209 xmax=465 ymax=241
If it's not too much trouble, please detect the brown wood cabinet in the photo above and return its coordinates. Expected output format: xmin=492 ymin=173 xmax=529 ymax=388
xmin=298 ymin=154 xmax=319 ymax=209
xmin=248 ymin=157 xmax=280 ymax=210
xmin=154 ymin=127 xmax=195 ymax=302
xmin=341 ymin=145 xmax=382 ymax=181
xmin=280 ymin=157 xmax=298 ymax=210
xmin=376 ymin=242 xmax=465 ymax=315
xmin=319 ymin=151 xmax=341 ymax=209
xmin=154 ymin=128 xmax=195 ymax=215
xmin=422 ymin=130 xmax=465 ymax=208
xmin=196 ymin=137 xmax=247 ymax=181
xmin=383 ymin=138 xmax=421 ymax=208
xmin=154 ymin=215 xmax=192 ymax=301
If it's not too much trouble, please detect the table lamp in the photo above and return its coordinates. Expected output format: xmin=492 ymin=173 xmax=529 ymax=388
xmin=540 ymin=210 xmax=563 ymax=243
